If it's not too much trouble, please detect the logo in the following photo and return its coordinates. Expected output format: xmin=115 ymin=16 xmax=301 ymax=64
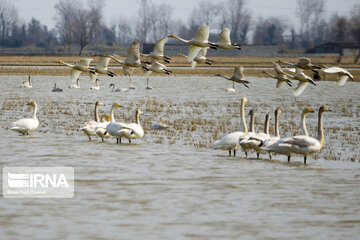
xmin=3 ymin=167 xmax=74 ymax=198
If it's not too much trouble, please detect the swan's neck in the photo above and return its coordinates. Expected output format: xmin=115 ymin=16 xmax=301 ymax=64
xmin=249 ymin=112 xmax=255 ymax=132
xmin=301 ymin=112 xmax=309 ymax=136
xmin=28 ymin=76 xmax=32 ymax=86
xmin=76 ymin=78 xmax=80 ymax=87
xmin=111 ymin=85 xmax=115 ymax=91
xmin=135 ymin=111 xmax=140 ymax=125
xmin=218 ymin=74 xmax=230 ymax=80
xmin=59 ymin=60 xmax=74 ymax=68
xmin=275 ymin=111 xmax=280 ymax=137
xmin=317 ymin=111 xmax=325 ymax=148
xmin=241 ymin=101 xmax=248 ymax=133
xmin=32 ymin=103 xmax=38 ymax=119
xmin=96 ymin=80 xmax=99 ymax=87
xmin=264 ymin=115 xmax=270 ymax=135
xmin=172 ymin=35 xmax=188 ymax=43
xmin=110 ymin=106 xmax=116 ymax=123
xmin=147 ymin=78 xmax=149 ymax=87
xmin=233 ymin=81 xmax=235 ymax=88
xmin=94 ymin=103 xmax=100 ymax=123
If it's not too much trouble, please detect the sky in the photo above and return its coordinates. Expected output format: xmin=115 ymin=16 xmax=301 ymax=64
xmin=11 ymin=0 xmax=358 ymax=31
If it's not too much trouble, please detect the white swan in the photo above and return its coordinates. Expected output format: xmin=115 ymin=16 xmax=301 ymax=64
xmin=90 ymin=78 xmax=100 ymax=90
xmin=263 ymin=107 xmax=316 ymax=163
xmin=313 ymin=67 xmax=354 ymax=86
xmin=109 ymin=83 xmax=128 ymax=92
xmin=263 ymin=62 xmax=293 ymax=88
xmin=177 ymin=48 xmax=214 ymax=69
xmin=151 ymin=118 xmax=168 ymax=130
xmin=141 ymin=37 xmax=171 ymax=63
xmin=10 ymin=101 xmax=39 ymax=135
xmin=19 ymin=76 xmax=32 ymax=88
xmin=290 ymin=68 xmax=317 ymax=96
xmin=146 ymin=61 xmax=172 ymax=74
xmin=117 ymin=109 xmax=144 ymax=143
xmin=80 ymin=101 xmax=104 ymax=141
xmin=169 ymin=24 xmax=218 ymax=62
xmin=68 ymin=77 xmax=80 ymax=88
xmin=89 ymin=56 xmax=115 ymax=79
xmin=212 ymin=97 xmax=248 ymax=156
xmin=106 ymin=40 xmax=149 ymax=89
xmin=216 ymin=28 xmax=241 ymax=50
xmin=278 ymin=57 xmax=321 ymax=70
xmin=105 ymin=102 xmax=126 ymax=144
xmin=52 ymin=83 xmax=63 ymax=92
xmin=95 ymin=114 xmax=111 ymax=141
xmin=216 ymin=66 xmax=250 ymax=89
xmin=57 ymin=59 xmax=95 ymax=88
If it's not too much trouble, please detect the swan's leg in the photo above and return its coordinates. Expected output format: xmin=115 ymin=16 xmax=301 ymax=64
xmin=304 ymin=156 xmax=307 ymax=164
xmin=229 ymin=150 xmax=231 ymax=156
xmin=102 ymin=138 xmax=104 ymax=142
xmin=257 ymin=152 xmax=260 ymax=159
xmin=116 ymin=138 xmax=119 ymax=144
xmin=245 ymin=151 xmax=248 ymax=157
xmin=288 ymin=155 xmax=291 ymax=162
xmin=88 ymin=136 xmax=91 ymax=141
xmin=269 ymin=154 xmax=272 ymax=160
xmin=233 ymin=150 xmax=236 ymax=157
xmin=129 ymin=139 xmax=131 ymax=144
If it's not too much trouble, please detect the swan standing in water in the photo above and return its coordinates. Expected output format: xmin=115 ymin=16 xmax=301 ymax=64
xmin=80 ymin=101 xmax=104 ymax=141
xmin=118 ymin=109 xmax=144 ymax=143
xmin=263 ymin=62 xmax=293 ymax=88
xmin=169 ymin=24 xmax=218 ymax=62
xmin=19 ymin=76 xmax=32 ymax=88
xmin=52 ymin=83 xmax=63 ymax=92
xmin=90 ymin=78 xmax=100 ymax=90
xmin=105 ymin=102 xmax=129 ymax=144
xmin=177 ymin=48 xmax=214 ymax=69
xmin=239 ymin=109 xmax=258 ymax=157
xmin=312 ymin=67 xmax=354 ymax=86
xmin=216 ymin=28 xmax=241 ymax=50
xmin=262 ymin=108 xmax=282 ymax=159
xmin=57 ymin=59 xmax=95 ymax=88
xmin=106 ymin=40 xmax=149 ymax=89
xmin=109 ymin=83 xmax=128 ymax=92
xmin=10 ymin=101 xmax=39 ymax=135
xmin=140 ymin=37 xmax=171 ymax=63
xmin=212 ymin=97 xmax=248 ymax=157
xmin=216 ymin=66 xmax=250 ymax=90
xmin=278 ymin=57 xmax=321 ymax=70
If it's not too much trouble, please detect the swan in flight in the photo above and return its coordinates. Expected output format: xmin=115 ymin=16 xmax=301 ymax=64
xmin=146 ymin=78 xmax=152 ymax=90
xmin=118 ymin=109 xmax=144 ymax=143
xmin=177 ymin=47 xmax=214 ymax=69
xmin=95 ymin=114 xmax=111 ymax=141
xmin=289 ymin=68 xmax=317 ymax=96
xmin=10 ymin=101 xmax=39 ymax=135
xmin=169 ymin=24 xmax=218 ymax=62
xmin=216 ymin=66 xmax=250 ymax=89
xmin=263 ymin=62 xmax=293 ymax=88
xmin=19 ymin=76 xmax=32 ymax=88
xmin=140 ymin=37 xmax=171 ymax=63
xmin=109 ymin=83 xmax=128 ymax=92
xmin=106 ymin=40 xmax=149 ymax=89
xmin=89 ymin=56 xmax=115 ymax=82
xmin=57 ymin=59 xmax=95 ymax=88
xmin=263 ymin=107 xmax=315 ymax=163
xmin=146 ymin=61 xmax=172 ymax=74
xmin=278 ymin=57 xmax=321 ymax=70
xmin=90 ymin=78 xmax=100 ymax=90
xmin=262 ymin=108 xmax=282 ymax=159
xmin=212 ymin=97 xmax=248 ymax=157
xmin=52 ymin=83 xmax=63 ymax=92
xmin=312 ymin=67 xmax=354 ymax=86
xmin=80 ymin=101 xmax=104 ymax=141
xmin=216 ymin=28 xmax=241 ymax=50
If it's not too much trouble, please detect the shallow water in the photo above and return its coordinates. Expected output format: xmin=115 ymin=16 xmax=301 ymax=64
xmin=0 ymin=75 xmax=360 ymax=239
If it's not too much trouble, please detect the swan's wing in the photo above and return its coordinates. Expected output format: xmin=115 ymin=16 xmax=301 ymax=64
xmin=70 ymin=69 xmax=81 ymax=83
xmin=154 ymin=62 xmax=167 ymax=69
xmin=193 ymin=24 xmax=209 ymax=42
xmin=78 ymin=59 xmax=93 ymax=67
xmin=337 ymin=75 xmax=349 ymax=86
xmin=153 ymin=37 xmax=168 ymax=55
xmin=276 ymin=80 xmax=286 ymax=88
xmin=127 ymin=39 xmax=140 ymax=61
xmin=285 ymin=67 xmax=296 ymax=73
xmin=187 ymin=45 xmax=202 ymax=62
xmin=274 ymin=62 xmax=285 ymax=74
xmin=89 ymin=72 xmax=97 ymax=83
xmin=283 ymin=136 xmax=315 ymax=148
xmin=123 ymin=66 xmax=134 ymax=76
xmin=218 ymin=28 xmax=231 ymax=44
xmin=292 ymin=82 xmax=309 ymax=96
xmin=323 ymin=67 xmax=354 ymax=79
xmin=191 ymin=61 xmax=197 ymax=69
xmin=197 ymin=47 xmax=208 ymax=58
xmin=295 ymin=67 xmax=304 ymax=75
xmin=233 ymin=66 xmax=244 ymax=79
xmin=98 ymin=56 xmax=111 ymax=68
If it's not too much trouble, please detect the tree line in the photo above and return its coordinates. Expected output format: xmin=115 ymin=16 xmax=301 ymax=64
xmin=0 ymin=0 xmax=359 ymax=55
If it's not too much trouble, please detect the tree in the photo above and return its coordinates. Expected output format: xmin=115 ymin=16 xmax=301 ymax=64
xmin=0 ymin=0 xmax=18 ymax=45
xmin=349 ymin=4 xmax=360 ymax=63
xmin=73 ymin=8 xmax=91 ymax=55
xmin=88 ymin=0 xmax=104 ymax=43
xmin=148 ymin=3 xmax=173 ymax=42
xmin=117 ymin=18 xmax=133 ymax=45
xmin=137 ymin=0 xmax=150 ymax=43
xmin=188 ymin=0 xmax=220 ymax=30
xmin=253 ymin=17 xmax=285 ymax=45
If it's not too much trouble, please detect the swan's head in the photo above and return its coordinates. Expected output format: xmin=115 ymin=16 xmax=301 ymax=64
xmin=303 ymin=107 xmax=314 ymax=114
xmin=275 ymin=108 xmax=281 ymax=115
xmin=26 ymin=101 xmax=36 ymax=107
xmin=248 ymin=109 xmax=254 ymax=116
xmin=100 ymin=114 xmax=110 ymax=122
xmin=266 ymin=113 xmax=271 ymax=121
xmin=242 ymin=97 xmax=248 ymax=103
xmin=168 ymin=34 xmax=176 ymax=38
xmin=96 ymin=101 xmax=104 ymax=106
xmin=112 ymin=102 xmax=121 ymax=108
xmin=319 ymin=106 xmax=331 ymax=113
xmin=136 ymin=109 xmax=143 ymax=115
xmin=109 ymin=83 xmax=115 ymax=88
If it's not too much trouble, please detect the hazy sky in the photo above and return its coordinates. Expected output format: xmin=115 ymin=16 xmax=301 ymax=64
xmin=12 ymin=0 xmax=358 ymax=30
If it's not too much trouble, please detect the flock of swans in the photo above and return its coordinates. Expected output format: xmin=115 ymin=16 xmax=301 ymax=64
xmin=10 ymin=23 xmax=355 ymax=163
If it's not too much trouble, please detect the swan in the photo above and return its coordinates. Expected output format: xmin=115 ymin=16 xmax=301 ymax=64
xmin=169 ymin=24 xmax=218 ymax=62
xmin=312 ymin=67 xmax=354 ymax=86
xmin=270 ymin=107 xmax=331 ymax=164
xmin=80 ymin=101 xmax=104 ymax=141
xmin=146 ymin=78 xmax=152 ymax=90
xmin=151 ymin=118 xmax=168 ymax=130
xmin=90 ymin=78 xmax=100 ymax=90
xmin=57 ymin=59 xmax=95 ymax=87
xmin=117 ymin=109 xmax=144 ymax=143
xmin=140 ymin=37 xmax=171 ymax=63
xmin=89 ymin=56 xmax=115 ymax=81
xmin=212 ymin=97 xmax=248 ymax=157
xmin=262 ymin=108 xmax=282 ymax=159
xmin=105 ymin=102 xmax=127 ymax=144
xmin=19 ymin=76 xmax=32 ymax=88
xmin=263 ymin=107 xmax=316 ymax=163
xmin=244 ymin=113 xmax=271 ymax=159
xmin=290 ymin=68 xmax=317 ymax=96
xmin=216 ymin=66 xmax=250 ymax=89
xmin=109 ymin=83 xmax=128 ymax=92
xmin=263 ymin=62 xmax=293 ymax=88
xmin=278 ymin=57 xmax=321 ymax=70
xmin=10 ymin=101 xmax=39 ymax=135
xmin=146 ymin=61 xmax=172 ymax=74
xmin=106 ymin=40 xmax=149 ymax=89
xmin=52 ymin=83 xmax=63 ymax=92
xmin=239 ymin=109 xmax=258 ymax=157
xmin=216 ymin=28 xmax=241 ymax=50
xmin=95 ymin=114 xmax=111 ymax=141
xmin=68 ymin=77 xmax=80 ymax=88
xmin=177 ymin=48 xmax=214 ymax=69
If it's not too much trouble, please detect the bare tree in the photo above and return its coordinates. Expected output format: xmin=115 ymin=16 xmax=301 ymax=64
xmin=147 ymin=3 xmax=173 ymax=42
xmin=349 ymin=4 xmax=360 ymax=63
xmin=117 ymin=18 xmax=133 ymax=45
xmin=189 ymin=0 xmax=220 ymax=29
xmin=73 ymin=8 xmax=91 ymax=55
xmin=253 ymin=17 xmax=286 ymax=45
xmin=137 ymin=0 xmax=151 ymax=42
xmin=88 ymin=0 xmax=104 ymax=43
xmin=0 ymin=0 xmax=18 ymax=44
